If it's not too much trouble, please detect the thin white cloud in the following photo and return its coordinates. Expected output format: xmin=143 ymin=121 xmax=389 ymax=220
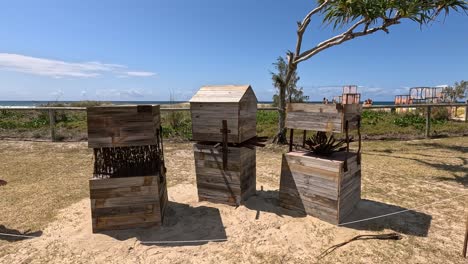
xmin=95 ymin=88 xmax=148 ymax=99
xmin=125 ymin=71 xmax=156 ymax=77
xmin=0 ymin=53 xmax=156 ymax=78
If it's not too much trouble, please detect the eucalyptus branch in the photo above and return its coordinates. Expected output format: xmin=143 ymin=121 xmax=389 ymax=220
xmin=295 ymin=0 xmax=330 ymax=58
xmin=296 ymin=16 xmax=401 ymax=63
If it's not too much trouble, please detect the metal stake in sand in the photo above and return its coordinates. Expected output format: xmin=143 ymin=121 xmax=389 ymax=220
xmin=463 ymin=207 xmax=468 ymax=258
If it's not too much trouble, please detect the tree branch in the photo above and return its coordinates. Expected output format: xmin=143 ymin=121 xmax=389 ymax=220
xmin=295 ymin=17 xmax=401 ymax=64
xmin=295 ymin=0 xmax=330 ymax=56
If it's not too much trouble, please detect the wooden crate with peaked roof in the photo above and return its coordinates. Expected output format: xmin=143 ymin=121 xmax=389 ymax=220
xmin=190 ymin=85 xmax=258 ymax=144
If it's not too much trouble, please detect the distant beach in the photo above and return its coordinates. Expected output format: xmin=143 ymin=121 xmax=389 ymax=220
xmin=0 ymin=100 xmax=396 ymax=107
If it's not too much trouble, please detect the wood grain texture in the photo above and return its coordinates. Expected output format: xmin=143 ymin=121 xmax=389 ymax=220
xmin=189 ymin=85 xmax=256 ymax=103
xmin=279 ymin=151 xmax=361 ymax=225
xmin=89 ymin=175 xmax=167 ymax=232
xmin=285 ymin=103 xmax=361 ymax=133
xmin=193 ymin=143 xmax=256 ymax=206
xmin=87 ymin=105 xmax=161 ymax=148
xmin=190 ymin=85 xmax=257 ymax=143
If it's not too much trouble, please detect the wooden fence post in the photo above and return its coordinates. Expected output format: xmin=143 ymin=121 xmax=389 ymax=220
xmin=465 ymin=101 xmax=468 ymax=122
xmin=425 ymin=106 xmax=431 ymax=138
xmin=48 ymin=109 xmax=56 ymax=142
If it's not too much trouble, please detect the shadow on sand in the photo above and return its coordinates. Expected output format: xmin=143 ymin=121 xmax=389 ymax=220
xmin=244 ymin=189 xmax=432 ymax=237
xmin=342 ymin=199 xmax=432 ymax=237
xmin=97 ymin=201 xmax=227 ymax=246
xmin=243 ymin=187 xmax=306 ymax=219
xmin=0 ymin=225 xmax=43 ymax=242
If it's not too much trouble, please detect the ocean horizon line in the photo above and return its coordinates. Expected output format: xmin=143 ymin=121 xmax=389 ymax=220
xmin=0 ymin=100 xmax=396 ymax=107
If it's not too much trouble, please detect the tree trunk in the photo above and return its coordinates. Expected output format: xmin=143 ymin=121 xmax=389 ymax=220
xmin=274 ymin=82 xmax=288 ymax=144
xmin=274 ymin=62 xmax=296 ymax=144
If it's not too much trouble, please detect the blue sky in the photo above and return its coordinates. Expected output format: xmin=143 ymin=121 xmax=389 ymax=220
xmin=0 ymin=0 xmax=467 ymax=102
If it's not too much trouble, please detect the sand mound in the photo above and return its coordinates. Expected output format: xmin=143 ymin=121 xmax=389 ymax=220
xmin=1 ymin=183 xmax=367 ymax=263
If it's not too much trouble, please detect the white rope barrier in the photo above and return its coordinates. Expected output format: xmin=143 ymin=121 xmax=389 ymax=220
xmin=338 ymin=193 xmax=468 ymax=226
xmin=1 ymin=193 xmax=467 ymax=242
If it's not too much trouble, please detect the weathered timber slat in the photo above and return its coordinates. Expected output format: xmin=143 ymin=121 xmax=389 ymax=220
xmin=90 ymin=186 xmax=158 ymax=199
xmin=92 ymin=195 xmax=160 ymax=209
xmin=89 ymin=175 xmax=158 ymax=189
xmin=95 ymin=214 xmax=160 ymax=228
xmin=91 ymin=204 xmax=155 ymax=217
xmin=279 ymin=151 xmax=361 ymax=225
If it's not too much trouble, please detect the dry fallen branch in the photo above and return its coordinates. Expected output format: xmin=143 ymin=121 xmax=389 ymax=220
xmin=318 ymin=233 xmax=403 ymax=260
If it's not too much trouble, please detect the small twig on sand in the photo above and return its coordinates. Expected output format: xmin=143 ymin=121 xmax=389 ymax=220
xmin=318 ymin=233 xmax=403 ymax=260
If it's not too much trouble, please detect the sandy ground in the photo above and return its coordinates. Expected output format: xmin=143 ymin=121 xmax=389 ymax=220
xmin=0 ymin=139 xmax=467 ymax=263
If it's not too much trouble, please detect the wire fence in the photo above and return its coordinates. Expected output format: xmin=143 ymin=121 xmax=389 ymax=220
xmin=0 ymin=103 xmax=467 ymax=141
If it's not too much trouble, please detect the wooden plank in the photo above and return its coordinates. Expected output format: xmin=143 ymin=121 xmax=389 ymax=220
xmin=90 ymin=185 xmax=158 ymax=199
xmin=197 ymin=159 xmax=241 ymax=171
xmin=92 ymin=195 xmax=159 ymax=209
xmin=91 ymin=204 xmax=155 ymax=217
xmin=89 ymin=176 xmax=158 ymax=190
xmin=192 ymin=133 xmax=240 ymax=144
xmin=93 ymin=221 xmax=160 ymax=231
xmin=95 ymin=212 xmax=161 ymax=228
xmin=286 ymin=103 xmax=341 ymax=113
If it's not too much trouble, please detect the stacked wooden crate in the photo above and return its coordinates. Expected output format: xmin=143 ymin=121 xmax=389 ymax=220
xmin=279 ymin=102 xmax=362 ymax=225
xmin=190 ymin=85 xmax=258 ymax=206
xmin=87 ymin=105 xmax=167 ymax=232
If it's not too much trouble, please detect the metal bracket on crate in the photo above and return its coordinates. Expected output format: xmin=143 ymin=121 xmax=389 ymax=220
xmin=220 ymin=120 xmax=231 ymax=170
xmin=289 ymin=129 xmax=294 ymax=152
xmin=357 ymin=117 xmax=362 ymax=165
xmin=344 ymin=120 xmax=349 ymax=172
xmin=158 ymin=125 xmax=167 ymax=182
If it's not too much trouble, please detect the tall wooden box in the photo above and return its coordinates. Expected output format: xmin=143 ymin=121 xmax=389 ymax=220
xmin=279 ymin=151 xmax=361 ymax=225
xmin=285 ymin=103 xmax=361 ymax=133
xmin=190 ymin=85 xmax=257 ymax=144
xmin=89 ymin=175 xmax=168 ymax=232
xmin=193 ymin=143 xmax=256 ymax=206
xmin=87 ymin=105 xmax=161 ymax=148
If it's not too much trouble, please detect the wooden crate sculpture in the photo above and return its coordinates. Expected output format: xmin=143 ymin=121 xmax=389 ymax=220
xmin=279 ymin=100 xmax=362 ymax=225
xmin=190 ymin=85 xmax=258 ymax=206
xmin=87 ymin=105 xmax=167 ymax=232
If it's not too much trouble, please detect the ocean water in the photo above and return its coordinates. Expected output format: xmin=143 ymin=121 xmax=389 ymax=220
xmin=0 ymin=100 xmax=395 ymax=107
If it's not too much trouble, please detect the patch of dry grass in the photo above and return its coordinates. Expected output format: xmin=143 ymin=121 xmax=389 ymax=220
xmin=0 ymin=137 xmax=467 ymax=263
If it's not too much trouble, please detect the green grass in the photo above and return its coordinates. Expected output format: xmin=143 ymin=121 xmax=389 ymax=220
xmin=0 ymin=106 xmax=467 ymax=141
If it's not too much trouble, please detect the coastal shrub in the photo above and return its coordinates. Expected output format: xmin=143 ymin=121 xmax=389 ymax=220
xmin=431 ymin=107 xmax=450 ymax=121
xmin=361 ymin=110 xmax=387 ymax=125
xmin=161 ymin=111 xmax=192 ymax=139
xmin=257 ymin=111 xmax=278 ymax=138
